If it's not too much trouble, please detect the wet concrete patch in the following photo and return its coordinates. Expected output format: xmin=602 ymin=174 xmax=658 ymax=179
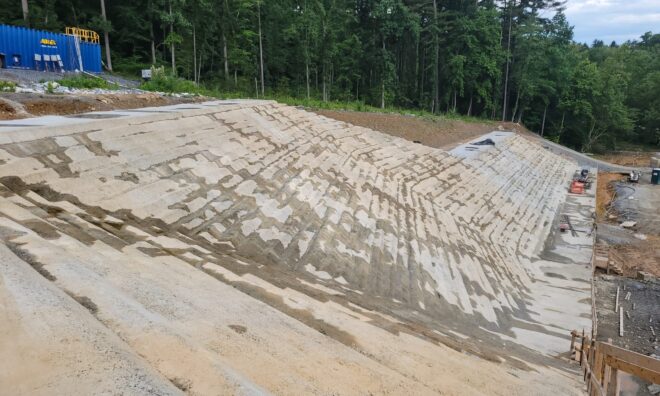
xmin=23 ymin=219 xmax=60 ymax=239
xmin=545 ymin=272 xmax=567 ymax=279
xmin=116 ymin=172 xmax=140 ymax=184
xmin=68 ymin=113 xmax=125 ymax=119
xmin=169 ymin=377 xmax=192 ymax=392
xmin=64 ymin=290 xmax=99 ymax=314
xmin=205 ymin=266 xmax=359 ymax=349
xmin=228 ymin=324 xmax=247 ymax=334
xmin=3 ymin=239 xmax=56 ymax=281
xmin=0 ymin=123 xmax=40 ymax=127
xmin=121 ymin=109 xmax=176 ymax=113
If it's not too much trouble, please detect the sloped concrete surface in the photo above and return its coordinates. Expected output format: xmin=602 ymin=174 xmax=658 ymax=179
xmin=0 ymin=100 xmax=592 ymax=395
xmin=0 ymin=243 xmax=182 ymax=396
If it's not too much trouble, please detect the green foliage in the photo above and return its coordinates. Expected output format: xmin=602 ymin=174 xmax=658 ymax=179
xmin=140 ymin=67 xmax=204 ymax=94
xmin=0 ymin=80 xmax=16 ymax=93
xmin=88 ymin=15 xmax=113 ymax=34
xmin=45 ymin=81 xmax=57 ymax=94
xmin=163 ymin=31 xmax=184 ymax=47
xmin=112 ymin=56 xmax=154 ymax=78
xmin=58 ymin=76 xmax=120 ymax=90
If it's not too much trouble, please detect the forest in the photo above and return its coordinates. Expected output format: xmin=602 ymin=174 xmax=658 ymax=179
xmin=1 ymin=0 xmax=658 ymax=151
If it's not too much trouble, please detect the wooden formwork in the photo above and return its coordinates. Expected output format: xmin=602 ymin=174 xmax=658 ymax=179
xmin=569 ymin=331 xmax=660 ymax=395
xmin=580 ymin=228 xmax=659 ymax=394
xmin=592 ymin=243 xmax=623 ymax=275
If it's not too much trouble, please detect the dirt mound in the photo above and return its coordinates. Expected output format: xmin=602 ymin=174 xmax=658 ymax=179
xmin=0 ymin=92 xmax=205 ymax=119
xmin=316 ymin=109 xmax=533 ymax=148
xmin=0 ymin=101 xmax=16 ymax=120
xmin=594 ymin=151 xmax=657 ymax=168
xmin=611 ymin=239 xmax=660 ymax=277
xmin=25 ymin=97 xmax=96 ymax=116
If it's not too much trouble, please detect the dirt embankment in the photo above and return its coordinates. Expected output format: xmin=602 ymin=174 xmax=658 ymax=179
xmin=596 ymin=172 xmax=627 ymax=221
xmin=594 ymin=152 xmax=657 ymax=168
xmin=596 ymin=172 xmax=660 ymax=278
xmin=315 ymin=109 xmax=533 ymax=148
xmin=0 ymin=92 xmax=206 ymax=120
xmin=610 ymin=239 xmax=660 ymax=277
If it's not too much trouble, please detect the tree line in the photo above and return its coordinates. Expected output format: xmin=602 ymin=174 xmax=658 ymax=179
xmin=1 ymin=0 xmax=658 ymax=151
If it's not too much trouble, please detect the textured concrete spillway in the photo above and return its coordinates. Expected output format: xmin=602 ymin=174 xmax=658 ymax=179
xmin=0 ymin=100 xmax=593 ymax=395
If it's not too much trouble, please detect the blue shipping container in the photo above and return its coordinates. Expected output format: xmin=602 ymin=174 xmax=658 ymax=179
xmin=0 ymin=24 xmax=101 ymax=73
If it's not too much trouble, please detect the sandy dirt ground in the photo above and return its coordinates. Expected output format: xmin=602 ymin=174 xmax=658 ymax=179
xmin=0 ymin=92 xmax=206 ymax=120
xmin=595 ymin=171 xmax=660 ymax=278
xmin=610 ymin=239 xmax=660 ymax=277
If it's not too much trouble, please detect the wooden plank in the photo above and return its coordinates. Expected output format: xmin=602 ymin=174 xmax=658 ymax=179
xmin=602 ymin=365 xmax=611 ymax=395
xmin=605 ymin=368 xmax=620 ymax=396
xmin=597 ymin=342 xmax=660 ymax=372
xmin=615 ymin=287 xmax=619 ymax=313
xmin=594 ymin=348 xmax=604 ymax=382
xmin=604 ymin=355 xmax=660 ymax=384
xmin=571 ymin=332 xmax=576 ymax=353
xmin=585 ymin=351 xmax=594 ymax=395
xmin=589 ymin=373 xmax=605 ymax=396
xmin=587 ymin=339 xmax=597 ymax=394
xmin=581 ymin=332 xmax=587 ymax=370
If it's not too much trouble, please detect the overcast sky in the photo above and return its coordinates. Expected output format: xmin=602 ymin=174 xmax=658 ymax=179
xmin=562 ymin=0 xmax=659 ymax=44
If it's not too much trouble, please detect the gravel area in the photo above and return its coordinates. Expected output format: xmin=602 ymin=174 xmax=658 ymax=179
xmin=594 ymin=275 xmax=659 ymax=356
xmin=0 ymin=68 xmax=140 ymax=88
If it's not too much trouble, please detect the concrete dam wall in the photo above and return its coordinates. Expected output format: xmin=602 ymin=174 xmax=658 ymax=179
xmin=0 ymin=100 xmax=592 ymax=395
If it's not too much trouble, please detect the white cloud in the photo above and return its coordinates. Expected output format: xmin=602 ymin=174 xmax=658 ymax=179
xmin=609 ymin=13 xmax=660 ymax=24
xmin=565 ymin=0 xmax=615 ymax=14
xmin=563 ymin=0 xmax=658 ymax=43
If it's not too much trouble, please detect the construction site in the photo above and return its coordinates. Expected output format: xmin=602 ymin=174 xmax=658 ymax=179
xmin=0 ymin=95 xmax=658 ymax=395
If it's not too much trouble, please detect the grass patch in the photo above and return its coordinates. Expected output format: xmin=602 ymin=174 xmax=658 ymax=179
xmin=140 ymin=74 xmax=201 ymax=94
xmin=266 ymin=94 xmax=492 ymax=124
xmin=58 ymin=75 xmax=119 ymax=90
xmin=139 ymin=67 xmax=209 ymax=96
xmin=0 ymin=80 xmax=16 ymax=92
